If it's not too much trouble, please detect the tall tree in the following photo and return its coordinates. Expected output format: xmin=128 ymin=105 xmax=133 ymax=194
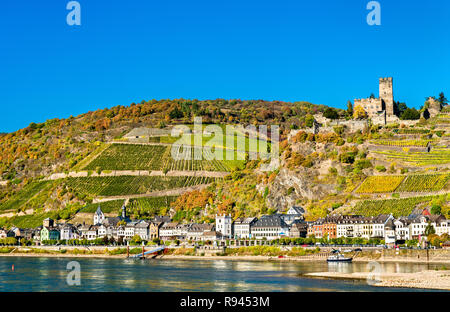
xmin=424 ymin=222 xmax=436 ymax=236
xmin=346 ymin=100 xmax=353 ymax=117
xmin=438 ymin=92 xmax=448 ymax=106
xmin=395 ymin=101 xmax=407 ymax=116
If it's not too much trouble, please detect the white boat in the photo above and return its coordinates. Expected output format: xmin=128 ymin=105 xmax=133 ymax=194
xmin=327 ymin=250 xmax=353 ymax=262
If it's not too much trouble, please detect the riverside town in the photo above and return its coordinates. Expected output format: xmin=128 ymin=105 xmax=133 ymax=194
xmin=1 ymin=1 xmax=450 ymax=296
xmin=2 ymin=204 xmax=449 ymax=250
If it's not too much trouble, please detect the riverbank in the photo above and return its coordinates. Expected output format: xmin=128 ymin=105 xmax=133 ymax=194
xmin=305 ymin=270 xmax=450 ymax=290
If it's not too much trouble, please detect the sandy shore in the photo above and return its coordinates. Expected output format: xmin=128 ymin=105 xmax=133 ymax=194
xmin=305 ymin=270 xmax=450 ymax=290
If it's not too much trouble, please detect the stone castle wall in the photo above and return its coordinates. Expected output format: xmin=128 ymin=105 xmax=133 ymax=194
xmin=354 ymin=98 xmax=383 ymax=117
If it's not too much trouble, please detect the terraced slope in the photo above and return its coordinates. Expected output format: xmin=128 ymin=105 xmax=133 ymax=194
xmin=352 ymin=195 xmax=445 ymax=217
xmin=83 ymin=144 xmax=168 ymax=171
xmin=356 ymin=176 xmax=405 ymax=193
xmin=396 ymin=174 xmax=450 ymax=192
xmin=81 ymin=196 xmax=177 ymax=216
xmin=0 ymin=181 xmax=52 ymax=212
xmin=355 ymin=174 xmax=450 ymax=194
xmin=64 ymin=176 xmax=218 ymax=197
xmin=82 ymin=143 xmax=245 ymax=172
xmin=373 ymin=148 xmax=450 ymax=166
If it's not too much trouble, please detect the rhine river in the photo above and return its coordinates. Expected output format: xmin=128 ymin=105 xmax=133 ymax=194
xmin=0 ymin=256 xmax=445 ymax=292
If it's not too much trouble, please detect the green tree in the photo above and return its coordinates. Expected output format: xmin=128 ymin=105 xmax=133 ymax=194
xmin=169 ymin=107 xmax=183 ymax=119
xmin=305 ymin=114 xmax=314 ymax=128
xmin=424 ymin=222 xmax=436 ymax=236
xmin=431 ymin=205 xmax=441 ymax=215
xmin=395 ymin=102 xmax=407 ymax=116
xmin=323 ymin=108 xmax=339 ymax=119
xmin=131 ymin=234 xmax=142 ymax=245
xmin=400 ymin=108 xmax=420 ymax=120
xmin=438 ymin=92 xmax=448 ymax=106
xmin=346 ymin=100 xmax=353 ymax=117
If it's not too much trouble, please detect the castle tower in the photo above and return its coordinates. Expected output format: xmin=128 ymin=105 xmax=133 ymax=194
xmin=379 ymin=77 xmax=394 ymax=116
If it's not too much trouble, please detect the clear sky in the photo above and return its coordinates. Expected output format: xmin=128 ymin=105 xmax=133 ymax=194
xmin=0 ymin=0 xmax=449 ymax=132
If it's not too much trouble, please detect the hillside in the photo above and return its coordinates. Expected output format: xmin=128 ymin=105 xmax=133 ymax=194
xmin=0 ymin=97 xmax=449 ymax=229
xmin=0 ymin=98 xmax=335 ymax=227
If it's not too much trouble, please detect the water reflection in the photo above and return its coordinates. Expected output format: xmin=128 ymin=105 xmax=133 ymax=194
xmin=327 ymin=262 xmax=354 ymax=274
xmin=0 ymin=257 xmax=443 ymax=292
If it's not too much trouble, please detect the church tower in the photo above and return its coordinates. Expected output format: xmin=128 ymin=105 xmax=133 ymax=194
xmin=94 ymin=205 xmax=105 ymax=225
xmin=379 ymin=77 xmax=394 ymax=116
xmin=121 ymin=202 xmax=127 ymax=219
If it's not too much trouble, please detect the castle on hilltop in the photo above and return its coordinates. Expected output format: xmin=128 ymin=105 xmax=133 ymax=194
xmin=354 ymin=77 xmax=399 ymax=125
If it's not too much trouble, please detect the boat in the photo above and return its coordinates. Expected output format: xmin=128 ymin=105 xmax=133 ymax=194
xmin=327 ymin=249 xmax=353 ymax=262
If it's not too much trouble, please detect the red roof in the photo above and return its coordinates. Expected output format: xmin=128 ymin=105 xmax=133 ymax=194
xmin=422 ymin=209 xmax=431 ymax=216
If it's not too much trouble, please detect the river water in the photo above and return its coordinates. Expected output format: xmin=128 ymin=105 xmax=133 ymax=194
xmin=0 ymin=256 xmax=446 ymax=292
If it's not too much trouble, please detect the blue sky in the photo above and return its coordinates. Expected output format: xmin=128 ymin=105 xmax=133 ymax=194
xmin=0 ymin=0 xmax=449 ymax=132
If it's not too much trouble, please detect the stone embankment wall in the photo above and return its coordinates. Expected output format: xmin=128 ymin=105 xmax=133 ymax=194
xmin=375 ymin=249 xmax=450 ymax=263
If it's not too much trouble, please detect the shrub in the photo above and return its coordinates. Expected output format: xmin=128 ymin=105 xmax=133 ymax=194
xmin=323 ymin=108 xmax=339 ymax=119
xmin=400 ymin=108 xmax=420 ymax=120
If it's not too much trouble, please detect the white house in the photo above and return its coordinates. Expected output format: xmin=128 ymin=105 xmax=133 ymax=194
xmin=435 ymin=219 xmax=449 ymax=236
xmin=430 ymin=215 xmax=449 ymax=236
xmin=134 ymin=220 xmax=150 ymax=240
xmin=250 ymin=215 xmax=289 ymax=240
xmin=408 ymin=216 xmax=429 ymax=239
xmin=173 ymin=223 xmax=190 ymax=240
xmin=215 ymin=215 xmax=232 ymax=238
xmin=186 ymin=223 xmax=214 ymax=241
xmin=233 ymin=217 xmax=257 ymax=239
xmin=394 ymin=218 xmax=410 ymax=241
xmin=336 ymin=215 xmax=362 ymax=238
xmin=159 ymin=222 xmax=179 ymax=240
xmin=280 ymin=206 xmax=305 ymax=225
xmin=125 ymin=221 xmax=138 ymax=239
xmin=79 ymin=224 xmax=98 ymax=240
xmin=97 ymin=224 xmax=107 ymax=238
xmin=371 ymin=214 xmax=393 ymax=238
xmin=60 ymin=224 xmax=77 ymax=240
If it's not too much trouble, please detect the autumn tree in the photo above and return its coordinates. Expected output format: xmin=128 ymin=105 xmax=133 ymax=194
xmin=353 ymin=105 xmax=367 ymax=119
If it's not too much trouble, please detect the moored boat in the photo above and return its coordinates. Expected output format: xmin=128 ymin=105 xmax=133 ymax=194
xmin=327 ymin=249 xmax=353 ymax=262
xmin=326 ymin=254 xmax=353 ymax=262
